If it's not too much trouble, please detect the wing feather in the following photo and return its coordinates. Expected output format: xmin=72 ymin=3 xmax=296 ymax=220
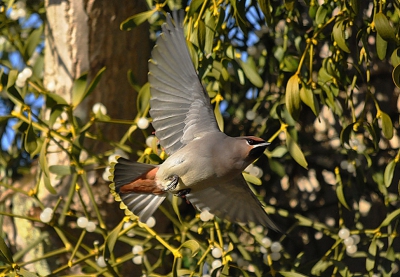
xmin=186 ymin=175 xmax=279 ymax=230
xmin=149 ymin=12 xmax=220 ymax=155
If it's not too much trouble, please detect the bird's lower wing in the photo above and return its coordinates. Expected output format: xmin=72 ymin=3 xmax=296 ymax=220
xmin=186 ymin=175 xmax=279 ymax=231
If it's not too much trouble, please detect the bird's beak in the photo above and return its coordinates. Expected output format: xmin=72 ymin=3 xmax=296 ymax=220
xmin=248 ymin=142 xmax=270 ymax=159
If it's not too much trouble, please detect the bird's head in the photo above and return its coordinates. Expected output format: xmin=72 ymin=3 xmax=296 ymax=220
xmin=240 ymin=136 xmax=270 ymax=162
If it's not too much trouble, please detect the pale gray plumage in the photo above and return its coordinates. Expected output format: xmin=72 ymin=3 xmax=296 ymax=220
xmin=111 ymin=12 xmax=278 ymax=230
xmin=148 ymin=12 xmax=220 ymax=155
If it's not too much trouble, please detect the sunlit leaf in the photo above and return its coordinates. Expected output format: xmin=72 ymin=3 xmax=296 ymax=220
xmin=379 ymin=111 xmax=393 ymax=139
xmin=24 ymin=122 xmax=38 ymax=155
xmin=285 ymin=131 xmax=308 ymax=169
xmin=390 ymin=48 xmax=400 ymax=67
xmin=237 ymin=59 xmax=263 ymax=88
xmin=179 ymin=240 xmax=200 ymax=257
xmin=379 ymin=208 xmax=400 ymax=228
xmin=205 ymin=10 xmax=216 ymax=55
xmin=39 ymin=139 xmax=57 ymax=194
xmin=243 ymin=172 xmax=262 ymax=186
xmin=46 ymin=92 xmax=68 ymax=108
xmin=300 ymin=86 xmax=319 ymax=116
xmin=49 ymin=165 xmax=76 ymax=176
xmin=374 ymin=12 xmax=396 ymax=41
xmin=172 ymin=195 xmax=182 ymax=223
xmin=137 ymin=82 xmax=150 ymax=116
xmin=120 ymin=9 xmax=156 ymax=31
xmin=24 ymin=25 xmax=43 ymax=59
xmin=332 ymin=20 xmax=350 ymax=53
xmin=336 ymin=176 xmax=350 ymax=210
xmin=271 ymin=146 xmax=288 ymax=158
xmin=214 ymin=100 xmax=224 ymax=132
xmin=285 ymin=74 xmax=300 ymax=120
xmin=366 ymin=238 xmax=377 ymax=271
xmin=71 ymin=73 xmax=88 ymax=107
xmin=384 ymin=159 xmax=396 ymax=188
xmin=315 ymin=5 xmax=328 ymax=25
xmin=104 ymin=220 xmax=124 ymax=259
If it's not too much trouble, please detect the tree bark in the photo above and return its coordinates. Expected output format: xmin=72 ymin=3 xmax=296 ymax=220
xmin=6 ymin=0 xmax=150 ymax=274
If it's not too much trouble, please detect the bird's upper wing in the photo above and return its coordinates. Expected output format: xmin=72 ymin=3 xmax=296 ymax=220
xmin=148 ymin=12 xmax=220 ymax=155
xmin=186 ymin=175 xmax=279 ymax=231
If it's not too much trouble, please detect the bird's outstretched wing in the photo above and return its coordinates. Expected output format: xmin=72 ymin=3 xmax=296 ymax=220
xmin=186 ymin=175 xmax=279 ymax=231
xmin=149 ymin=12 xmax=220 ymax=155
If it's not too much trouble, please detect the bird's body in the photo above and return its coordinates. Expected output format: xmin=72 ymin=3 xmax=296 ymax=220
xmin=110 ymin=12 xmax=278 ymax=230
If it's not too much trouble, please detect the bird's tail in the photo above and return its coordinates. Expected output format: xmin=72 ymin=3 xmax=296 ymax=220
xmin=109 ymin=157 xmax=166 ymax=223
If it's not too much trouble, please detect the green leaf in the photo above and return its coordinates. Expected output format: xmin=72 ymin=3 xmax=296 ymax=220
xmin=390 ymin=48 xmax=400 ymax=67
xmin=127 ymin=70 xmax=141 ymax=92
xmin=172 ymin=195 xmax=183 ymax=223
xmin=79 ymin=66 xmax=106 ymax=102
xmin=349 ymin=0 xmax=359 ymax=14
xmin=257 ymin=0 xmax=272 ymax=25
xmin=188 ymin=0 xmax=204 ymax=16
xmin=315 ymin=5 xmax=328 ymax=25
xmin=285 ymin=131 xmax=308 ymax=169
xmin=71 ymin=73 xmax=88 ymax=107
xmin=366 ymin=238 xmax=377 ymax=271
xmin=39 ymin=140 xmax=57 ymax=194
xmin=376 ymin=32 xmax=387 ymax=60
xmin=178 ymin=240 xmax=200 ymax=257
xmin=268 ymin=159 xmax=286 ymax=177
xmin=379 ymin=209 xmax=400 ymax=228
xmin=379 ymin=111 xmax=393 ymax=139
xmin=284 ymin=0 xmax=295 ymax=11
xmin=271 ymin=146 xmax=288 ymax=158
xmin=336 ymin=176 xmax=350 ymax=210
xmin=24 ymin=122 xmax=38 ymax=155
xmin=14 ymin=268 xmax=39 ymax=277
xmin=374 ymin=12 xmax=396 ymax=41
xmin=280 ymin=272 xmax=308 ymax=277
xmin=332 ymin=20 xmax=350 ymax=53
xmin=237 ymin=59 xmax=263 ymax=88
xmin=197 ymin=19 xmax=206 ymax=51
xmin=136 ymin=82 xmax=150 ymax=116
xmin=120 ymin=9 xmax=156 ymax=31
xmin=340 ymin=123 xmax=354 ymax=146
xmin=103 ymin=220 xmax=124 ymax=259
xmin=49 ymin=165 xmax=76 ymax=176
xmin=0 ymin=236 xmax=14 ymax=264
xmin=73 ymin=67 xmax=106 ymax=108
xmin=24 ymin=25 xmax=43 ymax=59
xmin=299 ymin=86 xmax=319 ymax=116
xmin=46 ymin=92 xmax=68 ymax=108
xmin=384 ymin=159 xmax=396 ymax=188
xmin=186 ymin=40 xmax=199 ymax=70
xmin=6 ymin=70 xmax=19 ymax=89
xmin=285 ymin=74 xmax=301 ymax=120
xmin=214 ymin=100 xmax=224 ymax=132
xmin=205 ymin=10 xmax=216 ymax=55
xmin=243 ymin=172 xmax=262 ymax=186
xmin=392 ymin=63 xmax=400 ymax=89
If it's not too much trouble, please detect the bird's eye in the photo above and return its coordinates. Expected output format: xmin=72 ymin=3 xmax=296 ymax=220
xmin=246 ymin=138 xmax=255 ymax=145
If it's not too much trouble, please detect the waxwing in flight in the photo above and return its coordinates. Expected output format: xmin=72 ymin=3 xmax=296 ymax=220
xmin=110 ymin=12 xmax=278 ymax=231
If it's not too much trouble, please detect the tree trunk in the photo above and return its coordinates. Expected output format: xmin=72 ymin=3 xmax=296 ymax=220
xmin=8 ymin=0 xmax=150 ymax=274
